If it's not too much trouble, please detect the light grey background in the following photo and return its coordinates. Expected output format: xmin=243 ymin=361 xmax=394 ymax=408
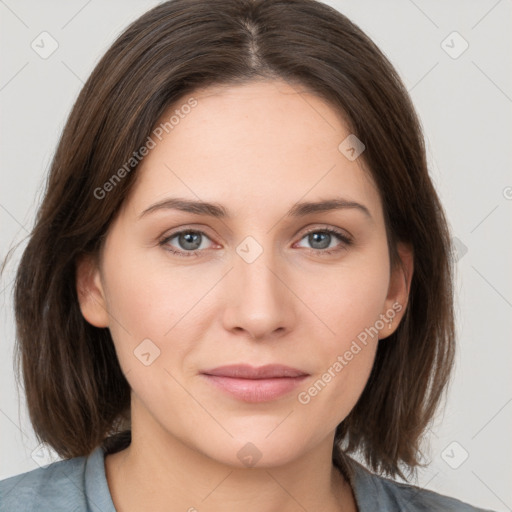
xmin=1 ymin=1 xmax=511 ymax=511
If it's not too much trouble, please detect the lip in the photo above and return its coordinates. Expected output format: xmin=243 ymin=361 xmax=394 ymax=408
xmin=202 ymin=364 xmax=309 ymax=379
xmin=201 ymin=364 xmax=309 ymax=403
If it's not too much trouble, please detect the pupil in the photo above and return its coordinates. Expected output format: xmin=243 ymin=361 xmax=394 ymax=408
xmin=310 ymin=232 xmax=330 ymax=249
xmin=181 ymin=232 xmax=201 ymax=250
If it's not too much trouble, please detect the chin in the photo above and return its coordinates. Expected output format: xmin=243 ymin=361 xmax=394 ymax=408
xmin=199 ymin=433 xmax=309 ymax=469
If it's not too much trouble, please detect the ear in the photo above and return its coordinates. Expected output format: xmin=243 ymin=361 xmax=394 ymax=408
xmin=378 ymin=242 xmax=414 ymax=340
xmin=75 ymin=254 xmax=110 ymax=328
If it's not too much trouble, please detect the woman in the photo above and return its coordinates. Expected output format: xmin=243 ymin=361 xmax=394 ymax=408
xmin=0 ymin=0 xmax=496 ymax=510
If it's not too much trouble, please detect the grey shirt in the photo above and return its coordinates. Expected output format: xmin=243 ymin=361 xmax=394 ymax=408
xmin=0 ymin=446 xmax=496 ymax=511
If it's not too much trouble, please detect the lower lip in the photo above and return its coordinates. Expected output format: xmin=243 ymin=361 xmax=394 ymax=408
xmin=201 ymin=374 xmax=308 ymax=403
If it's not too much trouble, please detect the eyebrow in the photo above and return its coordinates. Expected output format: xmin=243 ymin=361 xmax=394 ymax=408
xmin=138 ymin=196 xmax=372 ymax=220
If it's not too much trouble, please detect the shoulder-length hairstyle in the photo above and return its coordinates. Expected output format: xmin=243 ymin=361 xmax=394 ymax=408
xmin=9 ymin=0 xmax=455 ymax=480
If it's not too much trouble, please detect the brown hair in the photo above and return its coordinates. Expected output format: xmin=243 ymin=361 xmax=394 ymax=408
xmin=7 ymin=0 xmax=455 ymax=480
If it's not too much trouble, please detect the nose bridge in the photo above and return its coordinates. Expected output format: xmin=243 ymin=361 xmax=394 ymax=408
xmin=223 ymin=233 xmax=294 ymax=338
xmin=235 ymin=234 xmax=283 ymax=307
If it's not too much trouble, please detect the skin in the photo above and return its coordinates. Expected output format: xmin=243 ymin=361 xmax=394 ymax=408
xmin=77 ymin=79 xmax=413 ymax=512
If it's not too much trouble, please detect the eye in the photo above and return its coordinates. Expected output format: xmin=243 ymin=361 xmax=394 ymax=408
xmin=159 ymin=230 xmax=214 ymax=258
xmin=295 ymin=227 xmax=352 ymax=256
xmin=159 ymin=226 xmax=353 ymax=258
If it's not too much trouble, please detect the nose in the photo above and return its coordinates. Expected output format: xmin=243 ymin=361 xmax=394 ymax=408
xmin=221 ymin=243 xmax=297 ymax=341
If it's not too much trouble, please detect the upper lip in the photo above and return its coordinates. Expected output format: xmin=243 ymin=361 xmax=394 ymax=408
xmin=201 ymin=364 xmax=309 ymax=379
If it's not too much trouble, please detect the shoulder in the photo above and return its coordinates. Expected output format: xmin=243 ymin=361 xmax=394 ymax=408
xmin=0 ymin=446 xmax=113 ymax=512
xmin=0 ymin=455 xmax=87 ymax=512
xmin=347 ymin=458 xmax=497 ymax=512
xmin=373 ymin=474 xmax=496 ymax=512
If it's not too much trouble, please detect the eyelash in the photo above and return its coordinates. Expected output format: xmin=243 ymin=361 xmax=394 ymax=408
xmin=159 ymin=227 xmax=353 ymax=258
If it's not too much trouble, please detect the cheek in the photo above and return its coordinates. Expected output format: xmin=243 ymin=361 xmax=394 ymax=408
xmin=100 ymin=242 xmax=220 ymax=383
xmin=294 ymin=278 xmax=383 ymax=431
xmin=102 ymin=243 xmax=209 ymax=337
xmin=301 ymin=247 xmax=390 ymax=343
xmin=295 ymin=343 xmax=377 ymax=439
xmin=291 ymin=247 xmax=389 ymax=422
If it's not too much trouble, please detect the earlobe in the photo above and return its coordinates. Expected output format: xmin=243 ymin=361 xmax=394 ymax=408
xmin=75 ymin=254 xmax=110 ymax=328
xmin=378 ymin=242 xmax=414 ymax=340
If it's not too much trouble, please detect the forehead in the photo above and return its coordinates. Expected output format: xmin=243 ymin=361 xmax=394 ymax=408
xmin=126 ymin=79 xmax=382 ymax=223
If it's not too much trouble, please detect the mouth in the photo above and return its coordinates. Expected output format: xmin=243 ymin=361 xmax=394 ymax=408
xmin=200 ymin=364 xmax=310 ymax=403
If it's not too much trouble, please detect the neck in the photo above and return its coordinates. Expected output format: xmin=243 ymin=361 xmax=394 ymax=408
xmin=105 ymin=413 xmax=357 ymax=512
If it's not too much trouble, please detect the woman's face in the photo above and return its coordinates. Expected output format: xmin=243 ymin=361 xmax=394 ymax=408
xmin=78 ymin=79 xmax=411 ymax=468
